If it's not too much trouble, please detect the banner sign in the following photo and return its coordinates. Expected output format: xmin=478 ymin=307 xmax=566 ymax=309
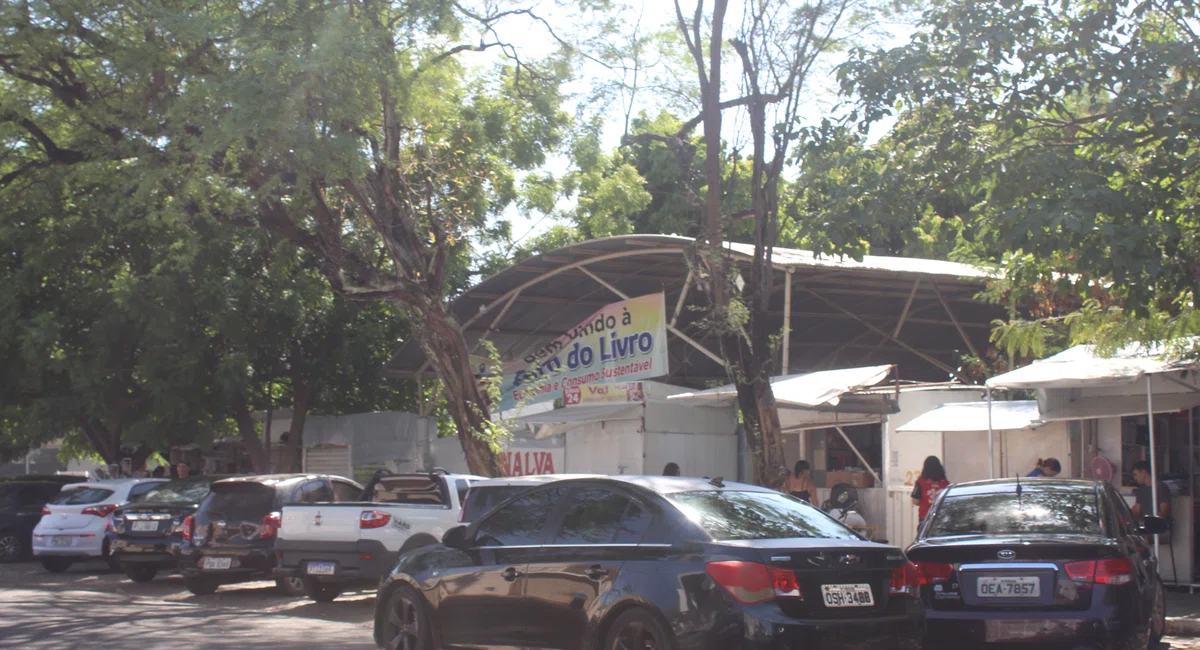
xmin=501 ymin=448 xmax=562 ymax=476
xmin=564 ymin=382 xmax=645 ymax=407
xmin=498 ymin=293 xmax=668 ymax=411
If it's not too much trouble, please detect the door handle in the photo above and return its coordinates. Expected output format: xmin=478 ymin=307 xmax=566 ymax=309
xmin=584 ymin=565 xmax=609 ymax=580
xmin=502 ymin=567 xmax=523 ymax=582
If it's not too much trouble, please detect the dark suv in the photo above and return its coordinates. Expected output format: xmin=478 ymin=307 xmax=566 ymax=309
xmin=108 ymin=476 xmax=230 ymax=583
xmin=178 ymin=474 xmax=361 ymax=596
xmin=0 ymin=475 xmax=80 ymax=562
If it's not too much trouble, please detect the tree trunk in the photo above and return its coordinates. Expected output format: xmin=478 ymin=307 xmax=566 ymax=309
xmin=413 ymin=298 xmax=505 ymax=477
xmin=232 ymin=394 xmax=269 ymax=473
xmin=78 ymin=416 xmax=120 ymax=465
xmin=281 ymin=383 xmax=310 ymax=473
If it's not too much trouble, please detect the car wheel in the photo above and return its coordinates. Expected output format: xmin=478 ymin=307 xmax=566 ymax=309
xmin=305 ymin=579 xmax=343 ymax=603
xmin=41 ymin=558 xmax=73 ymax=573
xmin=1150 ymin=581 xmax=1167 ymax=646
xmin=0 ymin=532 xmax=24 ymax=562
xmin=102 ymin=539 xmax=120 ymax=570
xmin=276 ymin=576 xmax=308 ymax=596
xmin=604 ymin=608 xmax=674 ymax=650
xmin=185 ymin=576 xmax=220 ymax=595
xmin=382 ymin=585 xmax=433 ymax=650
xmin=126 ymin=567 xmax=158 ymax=583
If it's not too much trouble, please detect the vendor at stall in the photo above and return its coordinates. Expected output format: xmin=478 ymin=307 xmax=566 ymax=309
xmin=1130 ymin=460 xmax=1171 ymax=522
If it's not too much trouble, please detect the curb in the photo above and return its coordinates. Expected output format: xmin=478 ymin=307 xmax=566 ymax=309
xmin=1168 ymin=618 xmax=1200 ymax=637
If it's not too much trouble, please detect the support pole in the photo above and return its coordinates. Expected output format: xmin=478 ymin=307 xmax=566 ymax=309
xmin=1147 ymin=376 xmax=1159 ymax=560
xmin=782 ymin=270 xmax=792 ymax=375
xmin=987 ymin=387 xmax=995 ymax=479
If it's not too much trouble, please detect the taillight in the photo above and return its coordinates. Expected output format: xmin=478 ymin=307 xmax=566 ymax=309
xmin=890 ymin=562 xmax=921 ymax=598
xmin=181 ymin=515 xmax=194 ymax=541
xmin=1066 ymin=559 xmax=1132 ymax=585
xmin=360 ymin=511 xmax=391 ymax=529
xmin=914 ymin=561 xmax=954 ymax=584
xmin=705 ymin=561 xmax=801 ymax=604
xmin=82 ymin=504 xmax=118 ymax=517
xmin=104 ymin=515 xmax=114 ymax=533
xmin=42 ymin=507 xmax=51 ymax=516
xmin=259 ymin=512 xmax=281 ymax=539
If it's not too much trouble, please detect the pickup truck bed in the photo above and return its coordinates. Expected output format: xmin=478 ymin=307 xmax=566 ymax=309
xmin=274 ymin=472 xmax=481 ymax=602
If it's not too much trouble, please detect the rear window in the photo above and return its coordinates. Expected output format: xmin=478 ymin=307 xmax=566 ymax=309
xmin=198 ymin=483 xmax=277 ymax=520
xmin=50 ymin=486 xmax=115 ymax=505
xmin=136 ymin=479 xmax=215 ymax=505
xmin=669 ymin=490 xmax=860 ymax=541
xmin=463 ymin=485 xmax=534 ymax=523
xmin=926 ymin=485 xmax=1102 ymax=537
xmin=372 ymin=476 xmax=446 ymax=506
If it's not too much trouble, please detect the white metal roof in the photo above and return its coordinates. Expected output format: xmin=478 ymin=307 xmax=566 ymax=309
xmin=896 ymin=400 xmax=1041 ymax=433
xmin=668 ymin=364 xmax=894 ymax=408
xmin=723 ymin=240 xmax=992 ymax=279
xmin=987 ymin=342 xmax=1200 ymax=389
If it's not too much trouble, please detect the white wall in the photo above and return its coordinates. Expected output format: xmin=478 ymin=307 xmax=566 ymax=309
xmin=644 ymin=431 xmax=737 ymax=480
xmin=564 ymin=419 xmax=644 ymax=474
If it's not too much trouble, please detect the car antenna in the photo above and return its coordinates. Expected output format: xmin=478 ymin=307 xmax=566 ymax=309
xmin=709 ymin=476 xmax=725 ymax=488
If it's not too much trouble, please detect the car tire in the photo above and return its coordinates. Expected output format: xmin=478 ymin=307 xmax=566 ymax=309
xmin=381 ymin=585 xmax=434 ymax=650
xmin=41 ymin=558 xmax=73 ymax=573
xmin=185 ymin=576 xmax=220 ymax=595
xmin=1150 ymin=581 xmax=1167 ymax=646
xmin=603 ymin=608 xmax=675 ymax=650
xmin=305 ymin=579 xmax=343 ymax=603
xmin=0 ymin=531 xmax=24 ymax=562
xmin=276 ymin=576 xmax=308 ymax=596
xmin=126 ymin=567 xmax=158 ymax=583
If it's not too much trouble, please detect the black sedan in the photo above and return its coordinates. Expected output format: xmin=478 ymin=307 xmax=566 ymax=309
xmin=373 ymin=476 xmax=923 ymax=650
xmin=908 ymin=478 xmax=1168 ymax=650
xmin=107 ymin=476 xmax=225 ymax=582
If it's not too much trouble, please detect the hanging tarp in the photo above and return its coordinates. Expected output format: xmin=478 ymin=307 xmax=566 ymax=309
xmin=668 ymin=365 xmax=894 ymax=409
xmin=896 ymin=400 xmax=1040 ymax=433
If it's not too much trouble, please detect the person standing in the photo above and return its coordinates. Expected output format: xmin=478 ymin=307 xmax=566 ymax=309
xmin=787 ymin=461 xmax=816 ymax=505
xmin=1027 ymin=458 xmax=1062 ymax=477
xmin=176 ymin=462 xmax=192 ymax=479
xmin=1130 ymin=460 xmax=1171 ymax=522
xmin=911 ymin=456 xmax=949 ymax=522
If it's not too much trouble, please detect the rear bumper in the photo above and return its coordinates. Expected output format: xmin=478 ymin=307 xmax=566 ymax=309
xmin=738 ymin=613 xmax=923 ymax=650
xmin=273 ymin=539 xmax=394 ymax=585
xmin=31 ymin=533 xmax=104 ymax=557
xmin=178 ymin=545 xmax=276 ymax=580
xmin=926 ymin=610 xmax=1139 ymax=647
xmin=110 ymin=534 xmax=183 ymax=568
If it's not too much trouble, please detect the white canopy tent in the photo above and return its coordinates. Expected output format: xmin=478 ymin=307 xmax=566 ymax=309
xmin=897 ymin=400 xmax=1041 ymax=433
xmin=986 ymin=343 xmax=1200 ymax=559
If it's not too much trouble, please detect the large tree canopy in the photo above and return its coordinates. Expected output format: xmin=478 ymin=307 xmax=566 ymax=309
xmin=836 ymin=0 xmax=1200 ymax=356
xmin=1 ymin=0 xmax=584 ymax=474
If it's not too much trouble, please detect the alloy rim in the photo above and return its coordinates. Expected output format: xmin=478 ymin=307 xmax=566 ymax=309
xmin=387 ymin=595 xmax=420 ymax=650
xmin=0 ymin=535 xmax=20 ymax=560
xmin=614 ymin=621 xmax=658 ymax=650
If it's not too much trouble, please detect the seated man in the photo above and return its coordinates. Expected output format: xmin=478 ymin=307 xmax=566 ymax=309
xmin=1130 ymin=460 xmax=1171 ymax=524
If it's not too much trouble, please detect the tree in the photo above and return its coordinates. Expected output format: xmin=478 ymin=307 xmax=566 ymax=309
xmin=839 ymin=0 xmax=1200 ymax=357
xmin=0 ymin=0 xmax=582 ymax=476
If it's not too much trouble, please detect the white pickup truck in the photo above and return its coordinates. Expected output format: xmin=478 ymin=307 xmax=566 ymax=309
xmin=274 ymin=470 xmax=482 ymax=602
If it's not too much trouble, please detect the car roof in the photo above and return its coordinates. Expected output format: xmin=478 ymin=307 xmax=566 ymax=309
xmin=529 ymin=475 xmax=774 ymax=495
xmin=62 ymin=478 xmax=168 ymax=488
xmin=468 ymin=474 xmax=604 ymax=487
xmin=212 ymin=473 xmax=356 ymax=488
xmin=943 ymin=478 xmax=1101 ymax=497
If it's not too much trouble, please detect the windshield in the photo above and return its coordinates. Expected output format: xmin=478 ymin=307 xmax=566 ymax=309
xmin=135 ymin=479 xmax=214 ymax=505
xmin=197 ymin=483 xmax=277 ymax=522
xmin=669 ymin=490 xmax=860 ymax=541
xmin=926 ymin=485 xmax=1102 ymax=537
xmin=50 ymin=486 xmax=115 ymax=505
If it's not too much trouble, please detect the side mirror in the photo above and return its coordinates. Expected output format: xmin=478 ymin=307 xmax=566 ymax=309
xmin=442 ymin=525 xmax=472 ymax=550
xmin=1139 ymin=516 xmax=1171 ymax=536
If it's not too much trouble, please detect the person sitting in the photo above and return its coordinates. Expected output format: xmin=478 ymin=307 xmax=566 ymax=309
xmin=787 ymin=461 xmax=816 ymax=505
xmin=1027 ymin=458 xmax=1062 ymax=477
xmin=662 ymin=462 xmax=680 ymax=477
xmin=1130 ymin=460 xmax=1171 ymax=523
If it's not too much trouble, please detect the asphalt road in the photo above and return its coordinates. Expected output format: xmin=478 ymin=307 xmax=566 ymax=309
xmin=4 ymin=559 xmax=1200 ymax=649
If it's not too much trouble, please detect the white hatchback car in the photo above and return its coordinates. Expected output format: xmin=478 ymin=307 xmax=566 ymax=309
xmin=33 ymin=478 xmax=166 ymax=572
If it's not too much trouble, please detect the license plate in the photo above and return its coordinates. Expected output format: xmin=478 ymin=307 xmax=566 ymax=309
xmin=50 ymin=536 xmax=74 ymax=547
xmin=132 ymin=521 xmax=159 ymax=532
xmin=821 ymin=583 xmax=875 ymax=608
xmin=202 ymin=556 xmax=233 ymax=570
xmin=306 ymin=562 xmax=336 ymax=576
xmin=978 ymin=576 xmax=1040 ymax=598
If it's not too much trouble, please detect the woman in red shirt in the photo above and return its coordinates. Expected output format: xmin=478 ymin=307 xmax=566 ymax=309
xmin=911 ymin=455 xmax=949 ymax=521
